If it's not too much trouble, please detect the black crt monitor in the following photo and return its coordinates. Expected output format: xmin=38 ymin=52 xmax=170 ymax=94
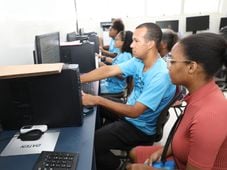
xmin=186 ymin=15 xmax=209 ymax=34
xmin=156 ymin=20 xmax=179 ymax=32
xmin=83 ymin=32 xmax=97 ymax=36
xmin=66 ymin=32 xmax=77 ymax=42
xmin=75 ymin=35 xmax=89 ymax=42
xmin=66 ymin=32 xmax=89 ymax=43
xmin=0 ymin=64 xmax=83 ymax=130
xmin=60 ymin=42 xmax=96 ymax=73
xmin=219 ymin=17 xmax=227 ymax=30
xmin=34 ymin=32 xmax=61 ymax=64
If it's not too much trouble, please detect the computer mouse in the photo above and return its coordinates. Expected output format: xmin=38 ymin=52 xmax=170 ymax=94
xmin=18 ymin=129 xmax=43 ymax=141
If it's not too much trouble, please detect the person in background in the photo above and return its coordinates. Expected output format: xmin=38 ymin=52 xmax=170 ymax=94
xmin=80 ymin=22 xmax=176 ymax=170
xmin=215 ymin=26 xmax=227 ymax=90
xmin=158 ymin=29 xmax=179 ymax=61
xmin=99 ymin=30 xmax=133 ymax=94
xmin=100 ymin=19 xmax=124 ymax=58
xmin=127 ymin=33 xmax=227 ymax=170
xmin=220 ymin=25 xmax=227 ymax=40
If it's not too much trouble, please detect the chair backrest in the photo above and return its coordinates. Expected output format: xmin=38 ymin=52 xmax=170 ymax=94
xmin=154 ymin=86 xmax=185 ymax=142
xmin=125 ymin=76 xmax=133 ymax=98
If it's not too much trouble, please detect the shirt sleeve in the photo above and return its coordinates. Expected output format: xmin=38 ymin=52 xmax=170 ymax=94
xmin=118 ymin=57 xmax=141 ymax=77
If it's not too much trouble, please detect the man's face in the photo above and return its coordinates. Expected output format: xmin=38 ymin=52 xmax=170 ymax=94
xmin=130 ymin=27 xmax=151 ymax=59
xmin=109 ymin=27 xmax=118 ymax=38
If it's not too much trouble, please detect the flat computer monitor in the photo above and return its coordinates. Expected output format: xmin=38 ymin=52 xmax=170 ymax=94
xmin=186 ymin=15 xmax=209 ymax=34
xmin=219 ymin=17 xmax=227 ymax=30
xmin=156 ymin=20 xmax=179 ymax=32
xmin=34 ymin=32 xmax=61 ymax=64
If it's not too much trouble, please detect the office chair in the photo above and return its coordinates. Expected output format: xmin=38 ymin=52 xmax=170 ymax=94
xmin=98 ymin=77 xmax=133 ymax=126
xmin=101 ymin=76 xmax=133 ymax=104
xmin=152 ymin=85 xmax=186 ymax=142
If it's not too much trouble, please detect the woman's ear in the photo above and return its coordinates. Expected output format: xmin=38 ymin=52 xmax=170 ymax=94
xmin=188 ymin=61 xmax=198 ymax=74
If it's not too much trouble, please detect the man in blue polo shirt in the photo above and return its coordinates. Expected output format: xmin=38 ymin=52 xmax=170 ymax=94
xmin=81 ymin=22 xmax=176 ymax=170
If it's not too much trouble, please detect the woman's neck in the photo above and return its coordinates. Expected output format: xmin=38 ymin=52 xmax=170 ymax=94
xmin=187 ymin=77 xmax=213 ymax=94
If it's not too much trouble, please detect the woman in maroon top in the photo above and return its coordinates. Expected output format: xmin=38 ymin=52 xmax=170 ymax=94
xmin=127 ymin=33 xmax=227 ymax=170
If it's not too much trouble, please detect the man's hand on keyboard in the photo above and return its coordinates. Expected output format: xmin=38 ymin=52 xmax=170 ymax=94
xmin=82 ymin=91 xmax=97 ymax=107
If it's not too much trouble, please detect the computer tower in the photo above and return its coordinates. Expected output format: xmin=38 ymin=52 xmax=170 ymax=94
xmin=0 ymin=64 xmax=83 ymax=130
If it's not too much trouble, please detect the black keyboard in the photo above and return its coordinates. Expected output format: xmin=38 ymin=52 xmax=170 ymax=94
xmin=81 ymin=82 xmax=95 ymax=95
xmin=33 ymin=151 xmax=79 ymax=170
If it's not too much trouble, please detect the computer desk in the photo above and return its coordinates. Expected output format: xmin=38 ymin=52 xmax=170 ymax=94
xmin=0 ymin=81 xmax=99 ymax=170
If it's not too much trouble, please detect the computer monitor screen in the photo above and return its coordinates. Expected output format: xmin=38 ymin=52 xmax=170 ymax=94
xmin=156 ymin=20 xmax=179 ymax=32
xmin=34 ymin=32 xmax=60 ymax=64
xmin=220 ymin=17 xmax=227 ymax=30
xmin=186 ymin=15 xmax=209 ymax=33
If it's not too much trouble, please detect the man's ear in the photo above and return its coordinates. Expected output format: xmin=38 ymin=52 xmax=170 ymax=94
xmin=148 ymin=40 xmax=155 ymax=49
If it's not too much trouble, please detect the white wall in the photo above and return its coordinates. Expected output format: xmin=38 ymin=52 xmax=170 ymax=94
xmin=0 ymin=0 xmax=226 ymax=66
xmin=0 ymin=0 xmax=77 ymax=66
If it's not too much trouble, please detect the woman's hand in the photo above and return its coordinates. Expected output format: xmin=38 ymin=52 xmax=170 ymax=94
xmin=144 ymin=148 xmax=163 ymax=166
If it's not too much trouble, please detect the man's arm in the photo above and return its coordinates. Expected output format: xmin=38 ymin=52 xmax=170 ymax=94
xmin=82 ymin=93 xmax=148 ymax=118
xmin=80 ymin=65 xmax=121 ymax=83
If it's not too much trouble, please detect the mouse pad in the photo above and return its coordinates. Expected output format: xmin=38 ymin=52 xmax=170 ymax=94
xmin=0 ymin=130 xmax=60 ymax=156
